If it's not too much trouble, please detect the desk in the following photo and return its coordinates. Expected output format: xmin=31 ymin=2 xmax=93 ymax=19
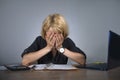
xmin=0 ymin=67 xmax=120 ymax=80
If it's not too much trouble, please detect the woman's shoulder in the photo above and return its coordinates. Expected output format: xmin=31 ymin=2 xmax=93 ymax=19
xmin=63 ymin=37 xmax=75 ymax=45
xmin=64 ymin=37 xmax=73 ymax=42
xmin=36 ymin=36 xmax=44 ymax=39
xmin=36 ymin=36 xmax=42 ymax=39
xmin=35 ymin=36 xmax=45 ymax=42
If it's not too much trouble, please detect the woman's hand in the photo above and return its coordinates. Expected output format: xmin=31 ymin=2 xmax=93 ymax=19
xmin=45 ymin=32 xmax=56 ymax=50
xmin=45 ymin=31 xmax=64 ymax=50
xmin=55 ymin=33 xmax=64 ymax=50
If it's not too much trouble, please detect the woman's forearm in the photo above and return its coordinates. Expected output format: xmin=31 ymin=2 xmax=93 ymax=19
xmin=22 ymin=47 xmax=51 ymax=66
xmin=63 ymin=48 xmax=86 ymax=66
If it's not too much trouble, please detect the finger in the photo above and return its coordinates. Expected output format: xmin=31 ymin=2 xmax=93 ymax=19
xmin=50 ymin=36 xmax=56 ymax=46
xmin=56 ymin=34 xmax=60 ymax=43
xmin=55 ymin=34 xmax=63 ymax=48
xmin=46 ymin=32 xmax=54 ymax=44
xmin=49 ymin=32 xmax=55 ymax=41
xmin=58 ymin=33 xmax=64 ymax=43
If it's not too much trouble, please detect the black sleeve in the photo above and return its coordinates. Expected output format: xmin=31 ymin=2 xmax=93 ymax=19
xmin=21 ymin=36 xmax=41 ymax=57
xmin=63 ymin=38 xmax=86 ymax=59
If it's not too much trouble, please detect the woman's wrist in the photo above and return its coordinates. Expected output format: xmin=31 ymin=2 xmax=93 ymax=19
xmin=56 ymin=45 xmax=63 ymax=50
xmin=45 ymin=46 xmax=52 ymax=52
xmin=57 ymin=45 xmax=65 ymax=54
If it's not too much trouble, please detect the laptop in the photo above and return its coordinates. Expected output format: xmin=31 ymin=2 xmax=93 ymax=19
xmin=78 ymin=30 xmax=120 ymax=71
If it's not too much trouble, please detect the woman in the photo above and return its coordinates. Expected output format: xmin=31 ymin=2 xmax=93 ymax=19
xmin=21 ymin=13 xmax=86 ymax=66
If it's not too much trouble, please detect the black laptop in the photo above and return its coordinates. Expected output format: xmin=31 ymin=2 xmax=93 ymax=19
xmin=80 ymin=30 xmax=120 ymax=71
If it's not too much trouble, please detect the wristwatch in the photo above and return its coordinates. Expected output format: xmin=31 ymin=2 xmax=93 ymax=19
xmin=59 ymin=47 xmax=65 ymax=53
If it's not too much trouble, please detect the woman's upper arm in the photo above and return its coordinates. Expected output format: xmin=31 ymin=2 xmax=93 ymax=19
xmin=63 ymin=38 xmax=86 ymax=59
xmin=21 ymin=36 xmax=42 ymax=57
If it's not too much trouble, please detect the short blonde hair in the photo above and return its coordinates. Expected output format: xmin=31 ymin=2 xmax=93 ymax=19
xmin=41 ymin=13 xmax=69 ymax=39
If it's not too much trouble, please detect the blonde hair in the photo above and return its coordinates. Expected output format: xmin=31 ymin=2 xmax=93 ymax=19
xmin=41 ymin=13 xmax=69 ymax=39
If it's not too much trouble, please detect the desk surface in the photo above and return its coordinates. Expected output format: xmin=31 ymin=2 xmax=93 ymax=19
xmin=0 ymin=67 xmax=120 ymax=80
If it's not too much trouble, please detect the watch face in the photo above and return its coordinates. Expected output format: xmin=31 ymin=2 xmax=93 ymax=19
xmin=60 ymin=48 xmax=64 ymax=53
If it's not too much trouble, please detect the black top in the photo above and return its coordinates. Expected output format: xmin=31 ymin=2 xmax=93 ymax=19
xmin=21 ymin=36 xmax=86 ymax=64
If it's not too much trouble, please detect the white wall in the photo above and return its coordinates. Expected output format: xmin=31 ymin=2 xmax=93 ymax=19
xmin=0 ymin=0 xmax=120 ymax=65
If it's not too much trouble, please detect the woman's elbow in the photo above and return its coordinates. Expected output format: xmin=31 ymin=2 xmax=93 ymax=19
xmin=79 ymin=55 xmax=86 ymax=66
xmin=22 ymin=57 xmax=30 ymax=66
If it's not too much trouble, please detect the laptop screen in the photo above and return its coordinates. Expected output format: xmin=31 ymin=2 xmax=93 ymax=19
xmin=108 ymin=30 xmax=120 ymax=69
xmin=79 ymin=30 xmax=120 ymax=71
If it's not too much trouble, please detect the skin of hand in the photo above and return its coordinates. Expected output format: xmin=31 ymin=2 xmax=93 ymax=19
xmin=45 ymin=31 xmax=64 ymax=51
xmin=55 ymin=33 xmax=64 ymax=50
xmin=45 ymin=32 xmax=56 ymax=50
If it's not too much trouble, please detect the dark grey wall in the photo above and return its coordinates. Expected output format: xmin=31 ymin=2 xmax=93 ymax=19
xmin=0 ymin=0 xmax=120 ymax=65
